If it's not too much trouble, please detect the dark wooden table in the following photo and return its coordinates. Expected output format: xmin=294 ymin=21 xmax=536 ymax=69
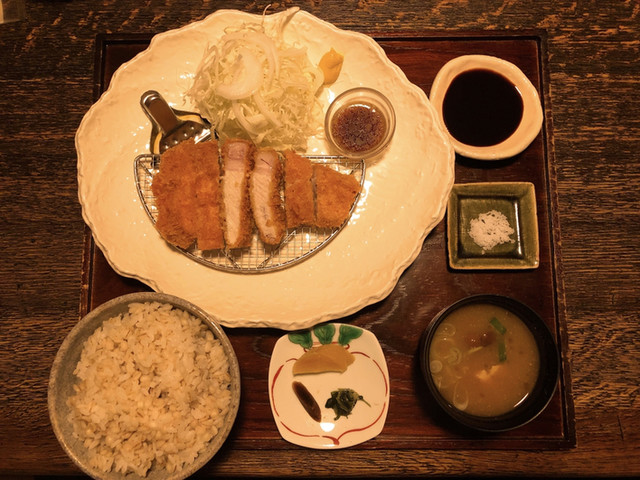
xmin=1 ymin=1 xmax=639 ymax=478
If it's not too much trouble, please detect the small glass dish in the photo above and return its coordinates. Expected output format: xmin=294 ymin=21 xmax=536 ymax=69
xmin=324 ymin=87 xmax=396 ymax=159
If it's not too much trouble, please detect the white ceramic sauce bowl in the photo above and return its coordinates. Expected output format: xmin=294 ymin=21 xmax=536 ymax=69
xmin=429 ymin=55 xmax=543 ymax=160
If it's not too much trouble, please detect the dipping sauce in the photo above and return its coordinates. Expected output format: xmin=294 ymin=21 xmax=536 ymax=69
xmin=428 ymin=302 xmax=540 ymax=417
xmin=442 ymin=68 xmax=524 ymax=147
xmin=330 ymin=103 xmax=387 ymax=154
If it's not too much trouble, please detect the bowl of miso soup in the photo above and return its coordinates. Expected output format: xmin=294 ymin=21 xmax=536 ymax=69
xmin=419 ymin=295 xmax=559 ymax=432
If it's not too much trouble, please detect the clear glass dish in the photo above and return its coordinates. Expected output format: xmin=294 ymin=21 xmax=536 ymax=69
xmin=324 ymin=87 xmax=396 ymax=159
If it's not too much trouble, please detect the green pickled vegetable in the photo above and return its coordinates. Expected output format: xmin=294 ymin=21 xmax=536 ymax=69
xmin=325 ymin=388 xmax=371 ymax=420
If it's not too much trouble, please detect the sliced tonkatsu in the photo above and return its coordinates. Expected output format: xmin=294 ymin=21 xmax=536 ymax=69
xmin=151 ymin=140 xmax=361 ymax=255
xmin=283 ymin=150 xmax=315 ymax=229
xmin=313 ymin=164 xmax=360 ymax=228
xmin=152 ymin=139 xmax=224 ymax=250
xmin=221 ymin=139 xmax=255 ymax=249
xmin=250 ymin=148 xmax=286 ymax=245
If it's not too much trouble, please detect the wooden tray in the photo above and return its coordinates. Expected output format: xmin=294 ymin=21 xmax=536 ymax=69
xmin=81 ymin=30 xmax=575 ymax=450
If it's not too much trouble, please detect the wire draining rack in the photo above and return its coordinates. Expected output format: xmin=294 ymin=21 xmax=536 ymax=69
xmin=134 ymin=154 xmax=365 ymax=273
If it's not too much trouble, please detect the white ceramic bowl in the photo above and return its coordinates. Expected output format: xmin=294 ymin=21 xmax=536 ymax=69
xmin=48 ymin=292 xmax=241 ymax=480
xmin=429 ymin=55 xmax=543 ymax=160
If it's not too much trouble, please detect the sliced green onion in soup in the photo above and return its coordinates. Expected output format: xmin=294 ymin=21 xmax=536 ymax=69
xmin=431 ymin=338 xmax=456 ymax=358
xmin=498 ymin=338 xmax=507 ymax=362
xmin=489 ymin=317 xmax=507 ymax=335
xmin=489 ymin=317 xmax=508 ymax=362
xmin=445 ymin=347 xmax=463 ymax=365
xmin=466 ymin=346 xmax=483 ymax=356
xmin=430 ymin=359 xmax=443 ymax=374
xmin=435 ymin=322 xmax=456 ymax=337
xmin=432 ymin=364 xmax=462 ymax=390
xmin=452 ymin=383 xmax=469 ymax=411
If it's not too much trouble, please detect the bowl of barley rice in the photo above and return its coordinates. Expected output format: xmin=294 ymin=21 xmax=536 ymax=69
xmin=48 ymin=292 xmax=240 ymax=480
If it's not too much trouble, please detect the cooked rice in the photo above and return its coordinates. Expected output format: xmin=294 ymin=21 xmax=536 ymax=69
xmin=66 ymin=301 xmax=232 ymax=477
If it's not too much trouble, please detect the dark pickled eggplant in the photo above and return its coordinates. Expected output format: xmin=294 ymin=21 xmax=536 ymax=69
xmin=292 ymin=381 xmax=321 ymax=422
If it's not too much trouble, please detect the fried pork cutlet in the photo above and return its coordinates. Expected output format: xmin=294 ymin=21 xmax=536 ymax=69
xmin=313 ymin=164 xmax=360 ymax=228
xmin=250 ymin=149 xmax=286 ymax=245
xmin=283 ymin=150 xmax=315 ymax=229
xmin=152 ymin=139 xmax=224 ymax=250
xmin=192 ymin=145 xmax=225 ymax=251
xmin=221 ymin=139 xmax=255 ymax=249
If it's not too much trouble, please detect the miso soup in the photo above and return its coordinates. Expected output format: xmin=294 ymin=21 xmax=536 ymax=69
xmin=428 ymin=303 xmax=540 ymax=417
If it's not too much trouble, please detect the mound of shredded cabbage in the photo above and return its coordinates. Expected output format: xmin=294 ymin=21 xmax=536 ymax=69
xmin=186 ymin=10 xmax=324 ymax=150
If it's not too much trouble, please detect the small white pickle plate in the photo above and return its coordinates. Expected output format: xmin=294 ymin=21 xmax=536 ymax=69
xmin=268 ymin=323 xmax=389 ymax=449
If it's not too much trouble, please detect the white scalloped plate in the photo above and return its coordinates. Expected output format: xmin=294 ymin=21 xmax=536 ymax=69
xmin=76 ymin=7 xmax=455 ymax=330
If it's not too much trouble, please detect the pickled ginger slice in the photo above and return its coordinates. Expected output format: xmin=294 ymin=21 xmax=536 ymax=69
xmin=292 ymin=343 xmax=355 ymax=375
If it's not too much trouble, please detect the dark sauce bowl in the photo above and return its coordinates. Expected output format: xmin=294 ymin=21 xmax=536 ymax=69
xmin=429 ymin=55 xmax=543 ymax=160
xmin=419 ymin=294 xmax=559 ymax=432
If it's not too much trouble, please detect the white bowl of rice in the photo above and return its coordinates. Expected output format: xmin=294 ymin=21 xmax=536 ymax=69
xmin=48 ymin=292 xmax=241 ymax=480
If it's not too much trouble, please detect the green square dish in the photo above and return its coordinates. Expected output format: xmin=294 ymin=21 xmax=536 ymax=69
xmin=447 ymin=182 xmax=539 ymax=270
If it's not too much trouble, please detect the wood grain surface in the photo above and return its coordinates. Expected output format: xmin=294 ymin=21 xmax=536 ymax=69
xmin=1 ymin=0 xmax=639 ymax=478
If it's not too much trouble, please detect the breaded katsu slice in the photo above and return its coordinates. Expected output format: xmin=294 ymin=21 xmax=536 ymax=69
xmin=313 ymin=164 xmax=360 ymax=228
xmin=192 ymin=142 xmax=225 ymax=250
xmin=221 ymin=139 xmax=255 ymax=249
xmin=250 ymin=148 xmax=286 ymax=245
xmin=152 ymin=146 xmax=196 ymax=250
xmin=283 ymin=150 xmax=315 ymax=229
xmin=152 ymin=139 xmax=224 ymax=250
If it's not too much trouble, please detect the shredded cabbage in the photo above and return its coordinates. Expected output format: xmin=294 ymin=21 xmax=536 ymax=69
xmin=186 ymin=10 xmax=324 ymax=150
